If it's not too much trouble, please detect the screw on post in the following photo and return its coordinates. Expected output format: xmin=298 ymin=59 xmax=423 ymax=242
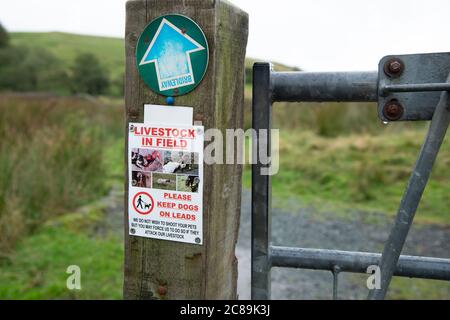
xmin=384 ymin=58 xmax=404 ymax=78
xmin=383 ymin=99 xmax=404 ymax=121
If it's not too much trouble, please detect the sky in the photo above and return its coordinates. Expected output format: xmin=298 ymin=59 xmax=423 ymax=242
xmin=0 ymin=0 xmax=449 ymax=71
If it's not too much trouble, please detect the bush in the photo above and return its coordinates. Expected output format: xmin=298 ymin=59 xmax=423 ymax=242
xmin=0 ymin=46 xmax=30 ymax=91
xmin=0 ymin=46 xmax=69 ymax=93
xmin=70 ymin=53 xmax=110 ymax=95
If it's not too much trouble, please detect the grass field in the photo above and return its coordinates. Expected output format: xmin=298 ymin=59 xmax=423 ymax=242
xmin=0 ymin=209 xmax=123 ymax=299
xmin=242 ymin=123 xmax=450 ymax=225
xmin=241 ymin=99 xmax=450 ymax=225
xmin=0 ymin=95 xmax=125 ymax=299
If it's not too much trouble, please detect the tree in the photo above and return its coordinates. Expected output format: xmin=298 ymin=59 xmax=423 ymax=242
xmin=0 ymin=23 xmax=9 ymax=48
xmin=71 ymin=53 xmax=110 ymax=95
xmin=21 ymin=47 xmax=69 ymax=92
xmin=0 ymin=46 xmax=31 ymax=91
xmin=0 ymin=46 xmax=68 ymax=93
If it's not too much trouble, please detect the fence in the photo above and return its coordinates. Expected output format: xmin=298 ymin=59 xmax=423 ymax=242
xmin=251 ymin=52 xmax=450 ymax=300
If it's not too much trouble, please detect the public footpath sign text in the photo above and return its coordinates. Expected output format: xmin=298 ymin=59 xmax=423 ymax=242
xmin=128 ymin=122 xmax=204 ymax=245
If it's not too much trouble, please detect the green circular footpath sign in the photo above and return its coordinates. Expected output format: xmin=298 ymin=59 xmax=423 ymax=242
xmin=136 ymin=14 xmax=209 ymax=97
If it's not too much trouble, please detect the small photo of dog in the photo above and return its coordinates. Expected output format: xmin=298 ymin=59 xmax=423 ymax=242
xmin=131 ymin=171 xmax=151 ymax=188
xmin=131 ymin=148 xmax=163 ymax=172
xmin=152 ymin=173 xmax=176 ymax=191
xmin=162 ymin=151 xmax=199 ymax=175
xmin=177 ymin=175 xmax=200 ymax=193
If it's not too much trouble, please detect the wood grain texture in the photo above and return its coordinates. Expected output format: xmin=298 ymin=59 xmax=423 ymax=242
xmin=124 ymin=0 xmax=248 ymax=299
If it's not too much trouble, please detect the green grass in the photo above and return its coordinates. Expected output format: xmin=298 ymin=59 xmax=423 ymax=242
xmin=0 ymin=94 xmax=125 ymax=299
xmin=389 ymin=277 xmax=450 ymax=299
xmin=242 ymin=121 xmax=450 ymax=225
xmin=344 ymin=273 xmax=450 ymax=300
xmin=103 ymin=134 xmax=125 ymax=187
xmin=0 ymin=204 xmax=123 ymax=299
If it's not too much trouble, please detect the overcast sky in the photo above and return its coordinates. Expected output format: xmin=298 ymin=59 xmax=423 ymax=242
xmin=1 ymin=0 xmax=449 ymax=71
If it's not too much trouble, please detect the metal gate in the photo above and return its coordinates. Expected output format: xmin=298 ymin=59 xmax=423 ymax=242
xmin=251 ymin=52 xmax=450 ymax=300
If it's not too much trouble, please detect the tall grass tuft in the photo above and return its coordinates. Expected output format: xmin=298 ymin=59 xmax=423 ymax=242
xmin=0 ymin=94 xmax=123 ymax=252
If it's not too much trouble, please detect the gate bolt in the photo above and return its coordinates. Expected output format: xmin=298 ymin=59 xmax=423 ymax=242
xmin=384 ymin=58 xmax=404 ymax=77
xmin=383 ymin=99 xmax=404 ymax=121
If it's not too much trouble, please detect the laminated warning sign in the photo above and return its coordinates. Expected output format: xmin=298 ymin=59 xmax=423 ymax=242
xmin=128 ymin=122 xmax=203 ymax=245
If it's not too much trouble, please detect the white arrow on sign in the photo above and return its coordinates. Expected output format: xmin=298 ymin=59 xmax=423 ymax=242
xmin=139 ymin=18 xmax=205 ymax=91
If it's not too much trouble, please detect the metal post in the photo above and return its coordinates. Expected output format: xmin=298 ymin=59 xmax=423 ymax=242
xmin=252 ymin=63 xmax=273 ymax=300
xmin=270 ymin=246 xmax=450 ymax=280
xmin=368 ymin=74 xmax=450 ymax=300
xmin=332 ymin=266 xmax=340 ymax=300
xmin=271 ymin=71 xmax=378 ymax=102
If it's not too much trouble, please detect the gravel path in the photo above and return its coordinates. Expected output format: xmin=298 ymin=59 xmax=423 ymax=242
xmin=104 ymin=186 xmax=449 ymax=299
xmin=236 ymin=190 xmax=449 ymax=299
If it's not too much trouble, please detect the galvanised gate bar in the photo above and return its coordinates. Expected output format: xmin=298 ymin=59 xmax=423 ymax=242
xmin=251 ymin=52 xmax=450 ymax=300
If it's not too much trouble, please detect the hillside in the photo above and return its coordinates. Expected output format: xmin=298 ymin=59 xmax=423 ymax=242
xmin=11 ymin=32 xmax=125 ymax=80
xmin=10 ymin=32 xmax=299 ymax=83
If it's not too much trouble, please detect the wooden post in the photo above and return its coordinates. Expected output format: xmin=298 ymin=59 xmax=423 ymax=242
xmin=124 ymin=0 xmax=248 ymax=299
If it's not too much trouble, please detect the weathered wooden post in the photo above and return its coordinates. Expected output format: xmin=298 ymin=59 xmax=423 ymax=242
xmin=124 ymin=0 xmax=248 ymax=299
